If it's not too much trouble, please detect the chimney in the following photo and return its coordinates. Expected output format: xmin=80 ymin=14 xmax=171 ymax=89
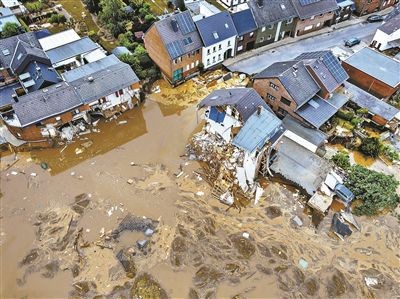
xmin=257 ymin=106 xmax=262 ymax=115
xmin=257 ymin=0 xmax=263 ymax=7
xmin=171 ymin=18 xmax=179 ymax=32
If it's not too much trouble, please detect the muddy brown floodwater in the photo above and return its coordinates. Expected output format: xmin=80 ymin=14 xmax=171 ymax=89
xmin=1 ymin=98 xmax=400 ymax=298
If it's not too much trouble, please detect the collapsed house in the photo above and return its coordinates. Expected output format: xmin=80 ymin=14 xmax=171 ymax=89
xmin=194 ymin=88 xmax=285 ymax=204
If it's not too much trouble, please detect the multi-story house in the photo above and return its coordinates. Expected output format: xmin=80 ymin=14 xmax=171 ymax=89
xmin=371 ymin=5 xmax=400 ymax=51
xmin=333 ymin=0 xmax=355 ymax=23
xmin=195 ymin=11 xmax=237 ymax=69
xmin=231 ymin=9 xmax=258 ymax=53
xmin=353 ymin=0 xmax=397 ymax=15
xmin=248 ymin=0 xmax=297 ymax=48
xmin=144 ymin=11 xmax=203 ymax=86
xmin=253 ymin=50 xmax=350 ymax=129
xmin=291 ymin=0 xmax=338 ymax=36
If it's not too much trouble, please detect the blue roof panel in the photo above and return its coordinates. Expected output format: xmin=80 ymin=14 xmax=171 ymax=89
xmin=231 ymin=9 xmax=257 ymax=36
xmin=46 ymin=37 xmax=99 ymax=64
xmin=232 ymin=107 xmax=283 ymax=153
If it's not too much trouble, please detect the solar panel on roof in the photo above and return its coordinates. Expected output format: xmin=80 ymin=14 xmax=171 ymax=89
xmin=176 ymin=12 xmax=196 ymax=35
xmin=298 ymin=0 xmax=321 ymax=6
xmin=323 ymin=53 xmax=348 ymax=84
xmin=166 ymin=40 xmax=183 ymax=59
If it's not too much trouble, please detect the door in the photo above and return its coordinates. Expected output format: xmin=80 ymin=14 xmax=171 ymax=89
xmin=172 ymin=68 xmax=183 ymax=82
xmin=246 ymin=41 xmax=255 ymax=51
xmin=224 ymin=48 xmax=233 ymax=59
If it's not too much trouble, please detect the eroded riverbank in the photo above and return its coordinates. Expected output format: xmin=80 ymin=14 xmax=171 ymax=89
xmin=1 ymin=99 xmax=399 ymax=298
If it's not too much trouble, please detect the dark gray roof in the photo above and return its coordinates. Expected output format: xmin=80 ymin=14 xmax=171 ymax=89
xmin=198 ymin=88 xmax=270 ymax=122
xmin=347 ymin=82 xmax=399 ymax=121
xmin=232 ymin=107 xmax=284 ymax=153
xmin=270 ymin=136 xmax=331 ymax=195
xmin=384 ymin=3 xmax=400 ymax=22
xmin=68 ymin=61 xmax=139 ymax=104
xmin=195 ymin=11 xmax=237 ymax=47
xmin=297 ymin=95 xmax=339 ymax=128
xmin=0 ymin=82 xmax=20 ymax=108
xmin=282 ymin=114 xmax=327 ymax=146
xmin=255 ymin=60 xmax=320 ymax=107
xmin=231 ymin=9 xmax=257 ymax=36
xmin=13 ymin=82 xmax=82 ymax=127
xmin=295 ymin=51 xmax=349 ymax=92
xmin=10 ymin=40 xmax=50 ymax=74
xmin=344 ymin=47 xmax=400 ymax=88
xmin=291 ymin=0 xmax=338 ymax=19
xmin=0 ymin=32 xmax=42 ymax=69
xmin=155 ymin=10 xmax=202 ymax=60
xmin=45 ymin=37 xmax=99 ymax=64
xmin=63 ymin=55 xmax=121 ymax=82
xmin=379 ymin=13 xmax=400 ymax=35
xmin=248 ymin=0 xmax=297 ymax=26
xmin=111 ymin=46 xmax=132 ymax=57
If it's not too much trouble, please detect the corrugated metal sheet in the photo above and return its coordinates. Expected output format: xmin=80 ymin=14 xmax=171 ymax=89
xmin=232 ymin=107 xmax=283 ymax=153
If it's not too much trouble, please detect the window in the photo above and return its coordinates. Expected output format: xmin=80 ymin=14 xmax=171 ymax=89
xmin=186 ymin=64 xmax=190 ymax=71
xmin=207 ymin=59 xmax=210 ymax=65
xmin=218 ymin=44 xmax=222 ymax=50
xmin=316 ymin=22 xmax=321 ymax=27
xmin=269 ymin=82 xmax=279 ymax=90
xmin=249 ymin=32 xmax=254 ymax=37
xmin=191 ymin=62 xmax=194 ymax=68
xmin=261 ymin=26 xmax=266 ymax=32
xmin=277 ymin=107 xmax=287 ymax=116
xmin=119 ymin=89 xmax=123 ymax=95
xmin=218 ymin=54 xmax=221 ymax=60
xmin=213 ymin=31 xmax=219 ymax=39
xmin=287 ymin=18 xmax=293 ymax=24
xmin=239 ymin=35 xmax=244 ymax=41
xmin=213 ymin=46 xmax=216 ymax=52
xmin=195 ymin=60 xmax=199 ymax=66
xmin=269 ymin=24 xmax=274 ymax=29
xmin=183 ymin=37 xmax=193 ymax=45
xmin=196 ymin=49 xmax=200 ymax=54
xmin=267 ymin=34 xmax=272 ymax=40
xmin=310 ymin=15 xmax=315 ymax=20
xmin=228 ymin=40 xmax=231 ymax=46
xmin=237 ymin=45 xmax=243 ymax=51
xmin=207 ymin=49 xmax=210 ymax=55
xmin=267 ymin=93 xmax=276 ymax=101
xmin=172 ymin=68 xmax=183 ymax=81
xmin=115 ymin=91 xmax=119 ymax=97
xmin=304 ymin=25 xmax=313 ymax=31
xmin=260 ymin=37 xmax=264 ymax=42
xmin=174 ymin=59 xmax=178 ymax=64
xmin=280 ymin=96 xmax=291 ymax=106
xmin=212 ymin=56 xmax=216 ymax=63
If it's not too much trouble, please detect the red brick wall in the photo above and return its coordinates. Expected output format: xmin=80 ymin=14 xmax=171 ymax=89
xmin=295 ymin=12 xmax=334 ymax=36
xmin=342 ymin=61 xmax=397 ymax=98
xmin=353 ymin=0 xmax=380 ymax=15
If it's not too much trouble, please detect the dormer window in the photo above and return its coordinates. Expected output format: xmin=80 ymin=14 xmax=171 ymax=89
xmin=213 ymin=32 xmax=219 ymax=39
xmin=280 ymin=4 xmax=286 ymax=9
xmin=225 ymin=23 xmax=229 ymax=28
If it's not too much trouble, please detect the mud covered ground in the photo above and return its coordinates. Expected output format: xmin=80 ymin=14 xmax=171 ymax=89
xmin=1 ymin=97 xmax=400 ymax=298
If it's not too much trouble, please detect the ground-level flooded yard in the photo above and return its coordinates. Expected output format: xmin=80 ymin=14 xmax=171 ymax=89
xmin=1 ymin=85 xmax=400 ymax=297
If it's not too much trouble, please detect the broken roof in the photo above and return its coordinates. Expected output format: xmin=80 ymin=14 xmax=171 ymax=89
xmin=198 ymin=88 xmax=270 ymax=122
xmin=344 ymin=47 xmax=400 ymax=88
xmin=270 ymin=136 xmax=332 ymax=195
xmin=347 ymin=82 xmax=399 ymax=121
xmin=291 ymin=0 xmax=338 ymax=19
xmin=195 ymin=11 xmax=237 ymax=47
xmin=255 ymin=60 xmax=320 ymax=107
xmin=231 ymin=9 xmax=257 ymax=36
xmin=232 ymin=107 xmax=284 ymax=153
xmin=282 ymin=114 xmax=327 ymax=147
xmin=13 ymin=82 xmax=82 ymax=127
xmin=155 ymin=10 xmax=203 ymax=60
xmin=68 ymin=61 xmax=139 ymax=104
xmin=45 ymin=37 xmax=99 ymax=65
xmin=248 ymin=0 xmax=297 ymax=26
xmin=295 ymin=51 xmax=349 ymax=93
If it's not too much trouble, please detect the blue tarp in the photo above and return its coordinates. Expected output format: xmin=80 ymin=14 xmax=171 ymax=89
xmin=209 ymin=106 xmax=226 ymax=123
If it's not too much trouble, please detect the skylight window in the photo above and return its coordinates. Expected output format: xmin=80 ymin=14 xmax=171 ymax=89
xmin=183 ymin=37 xmax=193 ymax=45
xmin=225 ymin=23 xmax=229 ymax=28
xmin=17 ymin=53 xmax=23 ymax=60
xmin=280 ymin=3 xmax=286 ymax=9
xmin=1 ymin=49 xmax=10 ymax=56
xmin=213 ymin=32 xmax=219 ymax=39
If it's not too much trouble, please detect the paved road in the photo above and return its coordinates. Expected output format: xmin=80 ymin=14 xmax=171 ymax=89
xmin=225 ymin=21 xmax=382 ymax=75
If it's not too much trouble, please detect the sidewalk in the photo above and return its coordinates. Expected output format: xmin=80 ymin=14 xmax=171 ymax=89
xmin=224 ymin=6 xmax=394 ymax=68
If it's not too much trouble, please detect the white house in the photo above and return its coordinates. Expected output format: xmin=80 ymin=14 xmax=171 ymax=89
xmin=371 ymin=8 xmax=400 ymax=51
xmin=195 ymin=11 xmax=237 ymax=69
xmin=1 ymin=0 xmax=27 ymax=15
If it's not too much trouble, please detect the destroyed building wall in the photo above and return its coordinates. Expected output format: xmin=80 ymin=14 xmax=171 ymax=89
xmin=203 ymin=105 xmax=242 ymax=142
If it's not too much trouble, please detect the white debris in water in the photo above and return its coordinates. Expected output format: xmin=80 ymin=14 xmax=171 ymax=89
xmin=196 ymin=191 xmax=204 ymax=196
xmin=30 ymin=173 xmax=37 ymax=177
xmin=118 ymin=120 xmax=128 ymax=125
xmin=299 ymin=258 xmax=309 ymax=269
xmin=130 ymin=162 xmax=136 ymax=166
xmin=176 ymin=171 xmax=184 ymax=178
xmin=70 ymin=172 xmax=76 ymax=176
xmin=127 ymin=179 xmax=134 ymax=184
xmin=107 ymin=207 xmax=115 ymax=217
xmin=242 ymin=232 xmax=250 ymax=239
xmin=100 ymin=227 xmax=105 ymax=235
xmin=11 ymin=171 xmax=18 ymax=175
xmin=364 ymin=277 xmax=379 ymax=287
xmin=86 ymin=229 xmax=90 ymax=233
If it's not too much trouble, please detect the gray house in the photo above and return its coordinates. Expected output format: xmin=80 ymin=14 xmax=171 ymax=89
xmin=248 ymin=0 xmax=297 ymax=48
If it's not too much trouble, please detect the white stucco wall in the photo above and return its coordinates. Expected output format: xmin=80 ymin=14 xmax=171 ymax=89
xmin=201 ymin=36 xmax=236 ymax=69
xmin=372 ymin=28 xmax=400 ymax=51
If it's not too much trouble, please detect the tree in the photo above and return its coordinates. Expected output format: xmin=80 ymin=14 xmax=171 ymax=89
xmin=83 ymin=0 xmax=101 ymax=14
xmin=98 ymin=0 xmax=126 ymax=37
xmin=359 ymin=137 xmax=381 ymax=158
xmin=346 ymin=166 xmax=399 ymax=216
xmin=331 ymin=151 xmax=351 ymax=171
xmin=2 ymin=22 xmax=21 ymax=38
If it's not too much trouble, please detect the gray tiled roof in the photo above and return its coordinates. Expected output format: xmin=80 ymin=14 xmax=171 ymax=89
xmin=347 ymin=82 xmax=399 ymax=121
xmin=68 ymin=61 xmax=139 ymax=104
xmin=13 ymin=82 xmax=82 ymax=127
xmin=231 ymin=9 xmax=257 ymax=36
xmin=195 ymin=11 xmax=237 ymax=47
xmin=291 ymin=0 xmax=338 ymax=19
xmin=379 ymin=13 xmax=400 ymax=35
xmin=344 ymin=47 xmax=400 ymax=88
xmin=270 ymin=136 xmax=331 ymax=195
xmin=198 ymin=88 xmax=271 ymax=121
xmin=45 ymin=37 xmax=99 ymax=64
xmin=255 ymin=60 xmax=320 ymax=107
xmin=0 ymin=82 xmax=20 ymax=108
xmin=282 ymin=114 xmax=327 ymax=147
xmin=10 ymin=40 xmax=50 ymax=74
xmin=296 ymin=95 xmax=338 ymax=128
xmin=0 ymin=32 xmax=42 ymax=69
xmin=296 ymin=51 xmax=349 ymax=93
xmin=248 ymin=0 xmax=297 ymax=26
xmin=155 ymin=10 xmax=202 ymax=60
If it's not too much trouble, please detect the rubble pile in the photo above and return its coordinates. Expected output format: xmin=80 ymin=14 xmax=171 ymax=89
xmin=188 ymin=129 xmax=255 ymax=208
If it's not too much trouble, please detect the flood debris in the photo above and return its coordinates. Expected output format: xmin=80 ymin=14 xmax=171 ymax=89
xmin=116 ymin=249 xmax=137 ymax=278
xmin=111 ymin=213 xmax=158 ymax=238
xmin=331 ymin=213 xmax=353 ymax=240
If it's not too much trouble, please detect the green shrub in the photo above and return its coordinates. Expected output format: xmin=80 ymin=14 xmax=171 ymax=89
xmin=48 ymin=14 xmax=67 ymax=24
xmin=337 ymin=109 xmax=355 ymax=121
xmin=359 ymin=137 xmax=381 ymax=158
xmin=331 ymin=151 xmax=351 ymax=170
